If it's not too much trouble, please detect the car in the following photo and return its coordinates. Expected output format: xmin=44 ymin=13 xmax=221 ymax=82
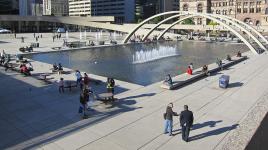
xmin=57 ymin=28 xmax=66 ymax=33
xmin=0 ymin=28 xmax=11 ymax=33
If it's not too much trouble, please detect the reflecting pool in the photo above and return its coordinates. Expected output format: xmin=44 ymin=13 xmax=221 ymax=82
xmin=27 ymin=41 xmax=249 ymax=85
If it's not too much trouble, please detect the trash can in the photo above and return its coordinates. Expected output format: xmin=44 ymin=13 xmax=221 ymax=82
xmin=219 ymin=75 xmax=230 ymax=88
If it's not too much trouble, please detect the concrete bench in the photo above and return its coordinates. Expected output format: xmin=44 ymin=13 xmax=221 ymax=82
xmin=161 ymin=56 xmax=247 ymax=90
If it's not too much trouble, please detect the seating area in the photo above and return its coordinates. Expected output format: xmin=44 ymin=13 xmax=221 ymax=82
xmin=161 ymin=55 xmax=248 ymax=90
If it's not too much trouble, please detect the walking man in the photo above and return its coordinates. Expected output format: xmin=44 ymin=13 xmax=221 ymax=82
xmin=164 ymin=103 xmax=178 ymax=136
xmin=180 ymin=105 xmax=194 ymax=142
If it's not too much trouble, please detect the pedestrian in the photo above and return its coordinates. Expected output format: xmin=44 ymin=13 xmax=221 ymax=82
xmin=80 ymin=89 xmax=89 ymax=119
xmin=53 ymin=36 xmax=55 ymax=42
xmin=75 ymin=70 xmax=83 ymax=89
xmin=163 ymin=103 xmax=178 ymax=136
xmin=35 ymin=37 xmax=38 ymax=42
xmin=21 ymin=37 xmax=24 ymax=43
xmin=180 ymin=105 xmax=194 ymax=142
xmin=34 ymin=33 xmax=35 ymax=38
xmin=41 ymin=34 xmax=42 ymax=38
xmin=58 ymin=78 xmax=64 ymax=93
xmin=107 ymin=78 xmax=115 ymax=94
xmin=83 ymin=73 xmax=90 ymax=89
xmin=14 ymin=32 xmax=16 ymax=38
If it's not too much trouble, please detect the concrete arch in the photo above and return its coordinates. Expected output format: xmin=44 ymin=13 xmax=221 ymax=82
xmin=157 ymin=15 xmax=196 ymax=40
xmin=122 ymin=11 xmax=182 ymax=44
xmin=154 ymin=12 xmax=258 ymax=54
xmin=221 ymin=15 xmax=268 ymax=45
xmin=147 ymin=12 xmax=266 ymax=51
xmin=123 ymin=11 xmax=265 ymax=54
xmin=141 ymin=14 xmax=189 ymax=41
xmin=206 ymin=13 xmax=267 ymax=50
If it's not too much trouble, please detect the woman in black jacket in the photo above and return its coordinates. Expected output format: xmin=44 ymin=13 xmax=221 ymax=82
xmin=164 ymin=103 xmax=178 ymax=136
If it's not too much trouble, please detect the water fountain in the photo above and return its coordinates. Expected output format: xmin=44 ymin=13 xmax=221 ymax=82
xmin=84 ymin=30 xmax=87 ymax=40
xmin=79 ymin=30 xmax=82 ymax=40
xmin=132 ymin=45 xmax=180 ymax=64
xmin=65 ymin=31 xmax=69 ymax=40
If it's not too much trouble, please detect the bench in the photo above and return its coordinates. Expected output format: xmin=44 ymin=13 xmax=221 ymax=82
xmin=52 ymin=47 xmax=62 ymax=50
xmin=96 ymin=93 xmax=114 ymax=104
xmin=161 ymin=56 xmax=247 ymax=90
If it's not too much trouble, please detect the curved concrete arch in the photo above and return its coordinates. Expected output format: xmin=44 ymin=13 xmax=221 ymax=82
xmin=157 ymin=12 xmax=258 ymax=54
xmin=157 ymin=15 xmax=196 ymax=40
xmin=123 ymin=11 xmax=184 ymax=43
xmin=206 ymin=14 xmax=267 ymax=50
xmin=147 ymin=12 xmax=266 ymax=51
xmin=141 ymin=14 xmax=191 ymax=41
xmin=221 ymin=15 xmax=268 ymax=45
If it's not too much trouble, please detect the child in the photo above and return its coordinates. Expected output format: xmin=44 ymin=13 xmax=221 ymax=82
xmin=59 ymin=78 xmax=64 ymax=93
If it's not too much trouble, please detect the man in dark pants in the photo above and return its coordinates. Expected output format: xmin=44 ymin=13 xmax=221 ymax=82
xmin=180 ymin=105 xmax=194 ymax=142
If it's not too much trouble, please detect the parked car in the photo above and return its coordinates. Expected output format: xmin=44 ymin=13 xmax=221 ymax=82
xmin=57 ymin=28 xmax=66 ymax=33
xmin=0 ymin=28 xmax=11 ymax=33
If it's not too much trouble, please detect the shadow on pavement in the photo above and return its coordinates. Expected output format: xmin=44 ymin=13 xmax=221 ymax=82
xmin=189 ymin=124 xmax=239 ymax=141
xmin=228 ymin=82 xmax=244 ymax=88
xmin=0 ymin=69 xmax=140 ymax=149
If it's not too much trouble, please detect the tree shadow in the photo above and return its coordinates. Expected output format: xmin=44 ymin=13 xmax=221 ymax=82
xmin=228 ymin=82 xmax=243 ymax=88
xmin=190 ymin=124 xmax=239 ymax=141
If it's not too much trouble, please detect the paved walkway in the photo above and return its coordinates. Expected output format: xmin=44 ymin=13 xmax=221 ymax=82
xmin=1 ymin=50 xmax=268 ymax=150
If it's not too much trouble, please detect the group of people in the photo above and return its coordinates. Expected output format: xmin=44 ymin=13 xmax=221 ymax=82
xmin=164 ymin=103 xmax=194 ymax=142
xmin=53 ymin=63 xmax=63 ymax=74
xmin=19 ymin=62 xmax=33 ymax=76
xmin=74 ymin=69 xmax=116 ymax=118
xmin=52 ymin=34 xmax=62 ymax=42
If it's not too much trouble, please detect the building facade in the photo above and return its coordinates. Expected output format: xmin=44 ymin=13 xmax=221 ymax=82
xmin=135 ymin=0 xmax=179 ymax=21
xmin=0 ymin=0 xmax=19 ymax=15
xmin=211 ymin=0 xmax=268 ymax=26
xmin=69 ymin=0 xmax=135 ymax=23
xmin=180 ymin=0 xmax=211 ymax=25
xmin=180 ymin=0 xmax=268 ymax=26
xmin=43 ymin=0 xmax=69 ymax=16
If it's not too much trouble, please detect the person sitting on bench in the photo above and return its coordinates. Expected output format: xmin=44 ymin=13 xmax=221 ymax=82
xmin=20 ymin=64 xmax=31 ymax=76
xmin=237 ymin=51 xmax=242 ymax=57
xmin=164 ymin=74 xmax=173 ymax=86
xmin=226 ymin=54 xmax=232 ymax=61
xmin=186 ymin=66 xmax=193 ymax=75
xmin=216 ymin=58 xmax=223 ymax=70
xmin=202 ymin=65 xmax=209 ymax=76
xmin=52 ymin=63 xmax=58 ymax=71
xmin=58 ymin=63 xmax=63 ymax=74
xmin=26 ymin=62 xmax=34 ymax=71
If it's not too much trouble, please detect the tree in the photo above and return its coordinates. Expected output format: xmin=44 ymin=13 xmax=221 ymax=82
xmin=182 ymin=18 xmax=195 ymax=25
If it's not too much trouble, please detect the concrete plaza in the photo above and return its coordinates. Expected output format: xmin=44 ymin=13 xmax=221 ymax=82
xmin=0 ymin=39 xmax=268 ymax=150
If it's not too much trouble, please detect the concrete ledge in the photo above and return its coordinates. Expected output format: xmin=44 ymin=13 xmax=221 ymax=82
xmin=161 ymin=56 xmax=247 ymax=90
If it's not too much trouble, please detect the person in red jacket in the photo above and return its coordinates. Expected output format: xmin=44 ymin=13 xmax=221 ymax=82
xmin=186 ymin=66 xmax=193 ymax=75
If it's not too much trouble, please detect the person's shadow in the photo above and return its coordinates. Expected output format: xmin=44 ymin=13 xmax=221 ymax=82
xmin=173 ymin=120 xmax=222 ymax=135
xmin=189 ymin=124 xmax=239 ymax=141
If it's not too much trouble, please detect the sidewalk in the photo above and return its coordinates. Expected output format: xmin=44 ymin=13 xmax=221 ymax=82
xmin=38 ymin=52 xmax=268 ymax=150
